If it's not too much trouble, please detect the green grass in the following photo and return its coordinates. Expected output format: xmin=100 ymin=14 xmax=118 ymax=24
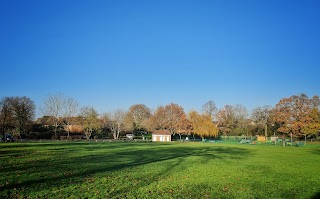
xmin=1 ymin=141 xmax=320 ymax=198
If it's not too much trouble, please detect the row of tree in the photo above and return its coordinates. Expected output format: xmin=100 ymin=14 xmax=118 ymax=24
xmin=1 ymin=93 xmax=320 ymax=141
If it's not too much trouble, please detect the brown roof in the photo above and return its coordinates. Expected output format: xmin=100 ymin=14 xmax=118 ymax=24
xmin=36 ymin=116 xmax=55 ymax=125
xmin=152 ymin=130 xmax=171 ymax=135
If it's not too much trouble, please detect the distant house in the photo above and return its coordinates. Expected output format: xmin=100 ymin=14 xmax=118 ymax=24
xmin=62 ymin=116 xmax=84 ymax=133
xmin=36 ymin=116 xmax=84 ymax=133
xmin=36 ymin=116 xmax=55 ymax=127
xmin=152 ymin=130 xmax=171 ymax=142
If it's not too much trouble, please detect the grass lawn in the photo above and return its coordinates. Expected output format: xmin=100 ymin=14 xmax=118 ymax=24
xmin=1 ymin=141 xmax=320 ymax=198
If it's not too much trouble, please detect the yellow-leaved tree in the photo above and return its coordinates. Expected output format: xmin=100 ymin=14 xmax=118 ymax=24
xmin=188 ymin=110 xmax=218 ymax=140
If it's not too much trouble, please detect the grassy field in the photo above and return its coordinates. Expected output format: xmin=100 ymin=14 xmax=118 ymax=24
xmin=1 ymin=141 xmax=320 ymax=199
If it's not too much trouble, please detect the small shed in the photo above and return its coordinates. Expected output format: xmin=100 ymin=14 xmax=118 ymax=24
xmin=256 ymin=135 xmax=267 ymax=142
xmin=152 ymin=130 xmax=172 ymax=142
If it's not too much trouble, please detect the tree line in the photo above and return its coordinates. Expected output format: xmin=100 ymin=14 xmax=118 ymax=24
xmin=1 ymin=93 xmax=320 ymax=141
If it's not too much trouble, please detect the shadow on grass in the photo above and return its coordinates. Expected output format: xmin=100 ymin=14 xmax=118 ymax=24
xmin=311 ymin=192 xmax=320 ymax=199
xmin=311 ymin=149 xmax=320 ymax=155
xmin=0 ymin=142 xmax=251 ymax=197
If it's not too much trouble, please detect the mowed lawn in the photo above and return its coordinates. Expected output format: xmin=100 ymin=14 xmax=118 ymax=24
xmin=1 ymin=141 xmax=320 ymax=199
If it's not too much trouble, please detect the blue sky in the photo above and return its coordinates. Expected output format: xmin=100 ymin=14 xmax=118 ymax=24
xmin=1 ymin=0 xmax=319 ymax=116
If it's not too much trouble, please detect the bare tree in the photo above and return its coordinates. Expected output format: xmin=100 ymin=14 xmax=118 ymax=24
xmin=234 ymin=104 xmax=249 ymax=136
xmin=202 ymin=100 xmax=217 ymax=120
xmin=64 ymin=97 xmax=79 ymax=140
xmin=104 ymin=109 xmax=127 ymax=139
xmin=41 ymin=93 xmax=66 ymax=139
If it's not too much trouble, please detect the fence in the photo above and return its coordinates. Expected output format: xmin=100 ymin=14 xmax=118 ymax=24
xmin=220 ymin=136 xmax=256 ymax=141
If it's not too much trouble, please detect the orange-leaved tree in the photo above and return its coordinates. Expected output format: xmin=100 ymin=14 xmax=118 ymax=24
xmin=301 ymin=108 xmax=320 ymax=143
xmin=153 ymin=103 xmax=186 ymax=135
xmin=273 ymin=93 xmax=320 ymax=144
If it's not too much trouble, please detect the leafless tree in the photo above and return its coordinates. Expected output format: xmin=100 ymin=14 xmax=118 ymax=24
xmin=202 ymin=100 xmax=217 ymax=120
xmin=104 ymin=109 xmax=127 ymax=139
xmin=234 ymin=104 xmax=249 ymax=136
xmin=41 ymin=93 xmax=66 ymax=139
xmin=64 ymin=97 xmax=79 ymax=140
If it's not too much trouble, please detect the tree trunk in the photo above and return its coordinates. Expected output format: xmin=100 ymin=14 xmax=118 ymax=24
xmin=264 ymin=123 xmax=268 ymax=141
xmin=67 ymin=124 xmax=70 ymax=141
xmin=86 ymin=130 xmax=91 ymax=141
xmin=113 ymin=132 xmax=117 ymax=139
xmin=290 ymin=132 xmax=293 ymax=146
xmin=117 ymin=129 xmax=120 ymax=139
xmin=54 ymin=124 xmax=58 ymax=140
xmin=305 ymin=134 xmax=307 ymax=145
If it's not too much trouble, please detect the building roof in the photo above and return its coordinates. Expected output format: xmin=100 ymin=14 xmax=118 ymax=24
xmin=36 ymin=116 xmax=55 ymax=125
xmin=152 ymin=130 xmax=171 ymax=135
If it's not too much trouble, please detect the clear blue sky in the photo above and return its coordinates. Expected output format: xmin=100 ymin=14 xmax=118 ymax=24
xmin=1 ymin=0 xmax=319 ymax=116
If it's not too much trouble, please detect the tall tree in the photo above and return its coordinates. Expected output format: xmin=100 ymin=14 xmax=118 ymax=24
xmin=64 ymin=97 xmax=79 ymax=140
xmin=251 ymin=105 xmax=272 ymax=138
xmin=0 ymin=96 xmax=35 ymax=138
xmin=144 ymin=114 xmax=157 ymax=134
xmin=175 ymin=113 xmax=192 ymax=140
xmin=188 ymin=110 xmax=218 ymax=139
xmin=165 ymin=103 xmax=185 ymax=134
xmin=0 ymin=97 xmax=13 ymax=137
xmin=104 ymin=109 xmax=127 ymax=139
xmin=153 ymin=106 xmax=167 ymax=130
xmin=273 ymin=93 xmax=320 ymax=143
xmin=153 ymin=103 xmax=186 ymax=134
xmin=127 ymin=104 xmax=151 ymax=131
xmin=216 ymin=105 xmax=236 ymax=135
xmin=10 ymin=97 xmax=35 ymax=137
xmin=216 ymin=104 xmax=249 ymax=136
xmin=41 ymin=93 xmax=66 ymax=138
xmin=301 ymin=108 xmax=320 ymax=143
xmin=234 ymin=104 xmax=249 ymax=136
xmin=202 ymin=100 xmax=217 ymax=120
xmin=80 ymin=106 xmax=100 ymax=140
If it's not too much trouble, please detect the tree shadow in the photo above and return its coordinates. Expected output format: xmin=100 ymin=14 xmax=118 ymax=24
xmin=310 ymin=149 xmax=320 ymax=155
xmin=0 ymin=143 xmax=251 ymax=197
xmin=311 ymin=192 xmax=320 ymax=199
